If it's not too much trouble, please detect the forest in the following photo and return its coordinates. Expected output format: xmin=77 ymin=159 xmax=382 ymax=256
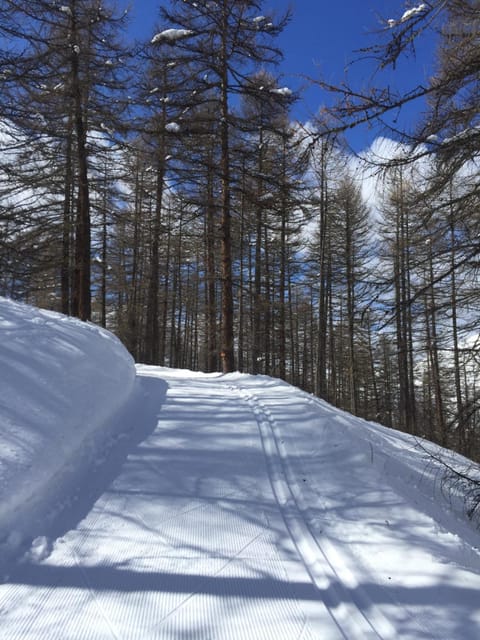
xmin=1 ymin=0 xmax=479 ymax=462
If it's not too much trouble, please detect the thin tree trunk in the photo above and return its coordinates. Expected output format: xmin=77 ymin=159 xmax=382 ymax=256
xmin=61 ymin=115 xmax=73 ymax=315
xmin=426 ymin=241 xmax=446 ymax=445
xmin=144 ymin=156 xmax=165 ymax=364
xmin=205 ymin=176 xmax=217 ymax=372
xmin=71 ymin=29 xmax=91 ymax=321
xmin=219 ymin=14 xmax=234 ymax=373
xmin=315 ymin=144 xmax=329 ymax=397
xmin=278 ymin=170 xmax=287 ymax=380
xmin=449 ymin=212 xmax=465 ymax=452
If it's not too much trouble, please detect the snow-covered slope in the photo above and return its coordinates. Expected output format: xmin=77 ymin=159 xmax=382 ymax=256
xmin=0 ymin=297 xmax=136 ymax=561
xmin=1 ymin=299 xmax=480 ymax=639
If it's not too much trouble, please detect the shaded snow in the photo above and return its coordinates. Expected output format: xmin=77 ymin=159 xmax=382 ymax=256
xmin=165 ymin=121 xmax=180 ymax=133
xmin=0 ymin=297 xmax=136 ymax=560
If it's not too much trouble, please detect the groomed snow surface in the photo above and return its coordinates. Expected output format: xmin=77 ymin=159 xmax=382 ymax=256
xmin=1 ymin=297 xmax=480 ymax=639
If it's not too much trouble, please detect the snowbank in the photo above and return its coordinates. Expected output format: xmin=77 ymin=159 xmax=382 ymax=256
xmin=227 ymin=372 xmax=480 ymax=538
xmin=0 ymin=297 xmax=136 ymax=557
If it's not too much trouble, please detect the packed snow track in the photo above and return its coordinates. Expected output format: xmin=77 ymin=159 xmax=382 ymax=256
xmin=1 ymin=366 xmax=480 ymax=639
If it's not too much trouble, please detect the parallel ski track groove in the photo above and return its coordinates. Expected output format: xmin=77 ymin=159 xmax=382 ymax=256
xmin=233 ymin=383 xmax=396 ymax=640
xmin=296 ymin=389 xmax=440 ymax=640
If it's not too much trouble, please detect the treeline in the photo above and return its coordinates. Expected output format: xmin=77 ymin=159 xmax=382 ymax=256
xmin=1 ymin=1 xmax=480 ymax=462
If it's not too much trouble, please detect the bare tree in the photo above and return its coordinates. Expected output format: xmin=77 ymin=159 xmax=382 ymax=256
xmin=153 ymin=0 xmax=290 ymax=372
xmin=2 ymin=0 xmax=130 ymax=319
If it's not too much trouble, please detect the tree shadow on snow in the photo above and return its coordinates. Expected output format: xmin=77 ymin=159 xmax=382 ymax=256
xmin=48 ymin=374 xmax=169 ymax=537
xmin=4 ymin=373 xmax=168 ymax=572
xmin=7 ymin=563 xmax=480 ymax=639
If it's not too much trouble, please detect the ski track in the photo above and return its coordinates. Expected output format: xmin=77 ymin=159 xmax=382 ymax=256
xmin=235 ymin=383 xmax=399 ymax=640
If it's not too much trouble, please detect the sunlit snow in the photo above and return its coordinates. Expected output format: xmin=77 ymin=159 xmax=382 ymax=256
xmin=388 ymin=3 xmax=427 ymax=27
xmin=151 ymin=29 xmax=194 ymax=45
xmin=271 ymin=86 xmax=293 ymax=97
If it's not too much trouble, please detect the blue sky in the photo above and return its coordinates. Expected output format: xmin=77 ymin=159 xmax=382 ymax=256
xmin=123 ymin=0 xmax=437 ymax=151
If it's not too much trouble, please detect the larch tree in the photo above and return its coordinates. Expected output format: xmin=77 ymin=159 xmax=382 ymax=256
xmin=152 ymin=0 xmax=290 ymax=372
xmin=135 ymin=36 xmax=187 ymax=364
xmin=238 ymin=69 xmax=297 ymax=375
xmin=2 ymin=0 xmax=130 ymax=320
xmin=331 ymin=173 xmax=370 ymax=414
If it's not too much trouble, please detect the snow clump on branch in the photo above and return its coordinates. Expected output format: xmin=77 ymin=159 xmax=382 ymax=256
xmin=387 ymin=3 xmax=427 ymax=28
xmin=165 ymin=122 xmax=180 ymax=133
xmin=270 ymin=87 xmax=293 ymax=97
xmin=151 ymin=29 xmax=194 ymax=45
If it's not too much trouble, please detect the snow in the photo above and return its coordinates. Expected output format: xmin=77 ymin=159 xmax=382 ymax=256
xmin=1 ymin=297 xmax=480 ymax=638
xmin=442 ymin=124 xmax=480 ymax=146
xmin=0 ymin=297 xmax=136 ymax=563
xmin=400 ymin=4 xmax=427 ymax=23
xmin=151 ymin=29 xmax=194 ymax=45
xmin=165 ymin=122 xmax=180 ymax=133
xmin=270 ymin=86 xmax=293 ymax=97
xmin=387 ymin=4 xmax=427 ymax=28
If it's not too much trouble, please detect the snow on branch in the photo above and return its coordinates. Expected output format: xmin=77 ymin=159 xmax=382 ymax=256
xmin=270 ymin=86 xmax=293 ymax=97
xmin=388 ymin=3 xmax=427 ymax=28
xmin=165 ymin=122 xmax=180 ymax=133
xmin=151 ymin=29 xmax=194 ymax=45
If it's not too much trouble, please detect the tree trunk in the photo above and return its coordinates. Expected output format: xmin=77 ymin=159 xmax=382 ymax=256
xmin=61 ymin=115 xmax=73 ymax=316
xmin=219 ymin=16 xmax=234 ymax=373
xmin=71 ymin=34 xmax=91 ymax=321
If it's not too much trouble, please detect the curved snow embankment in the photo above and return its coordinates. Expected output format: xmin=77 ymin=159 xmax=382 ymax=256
xmin=0 ymin=297 xmax=136 ymax=553
xmin=309 ymin=396 xmax=480 ymax=528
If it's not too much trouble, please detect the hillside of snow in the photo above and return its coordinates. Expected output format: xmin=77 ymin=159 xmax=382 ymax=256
xmin=1 ymin=298 xmax=480 ymax=639
xmin=0 ymin=297 xmax=137 ymax=563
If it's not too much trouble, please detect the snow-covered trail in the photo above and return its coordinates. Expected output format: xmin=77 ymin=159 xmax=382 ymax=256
xmin=0 ymin=367 xmax=334 ymax=639
xmin=1 ymin=366 xmax=480 ymax=639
